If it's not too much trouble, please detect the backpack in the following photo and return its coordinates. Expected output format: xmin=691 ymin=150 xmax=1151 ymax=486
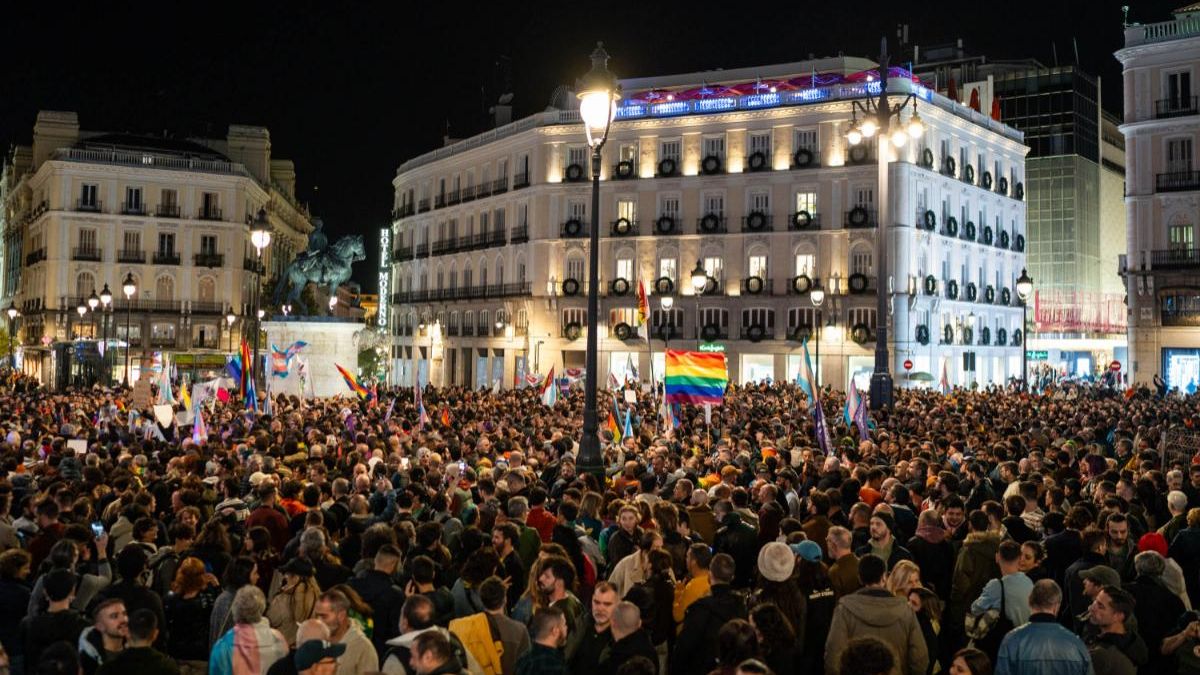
xmin=967 ymin=577 xmax=1013 ymax=662
xmin=449 ymin=613 xmax=504 ymax=675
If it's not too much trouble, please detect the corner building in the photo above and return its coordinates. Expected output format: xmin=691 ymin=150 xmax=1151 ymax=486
xmin=388 ymin=56 xmax=1027 ymax=390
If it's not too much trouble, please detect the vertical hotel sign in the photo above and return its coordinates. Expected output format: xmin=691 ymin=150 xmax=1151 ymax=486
xmin=378 ymin=227 xmax=391 ymax=329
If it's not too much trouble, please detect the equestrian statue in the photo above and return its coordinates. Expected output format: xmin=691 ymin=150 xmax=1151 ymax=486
xmin=272 ymin=218 xmax=366 ymax=312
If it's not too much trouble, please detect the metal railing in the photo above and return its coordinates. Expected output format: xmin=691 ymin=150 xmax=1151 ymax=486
xmin=25 ymin=249 xmax=46 ymax=265
xmin=1156 ymin=171 xmax=1200 ymax=192
xmin=510 ymin=225 xmax=529 ymax=243
xmin=1151 ymin=248 xmax=1200 ymax=269
xmin=610 ymin=219 xmax=639 ymax=236
xmin=1156 ymin=96 xmax=1199 ymax=119
xmin=844 ymin=209 xmax=878 ymax=228
xmin=740 ymin=278 xmax=775 ymax=295
xmin=54 ymin=147 xmax=251 ymax=178
xmin=446 ymin=189 xmax=461 ymax=205
xmin=1162 ymin=307 xmax=1200 ymax=327
xmin=561 ymin=221 xmax=589 ymax=238
xmin=154 ymin=251 xmax=181 ymax=265
xmin=156 ymin=204 xmax=181 ymax=218
xmin=121 ymin=202 xmax=146 ymax=216
xmin=493 ymin=176 xmax=509 ymax=193
xmin=72 ymin=247 xmax=102 ymax=262
xmin=75 ymin=199 xmax=102 ymax=212
xmin=418 ymin=198 xmax=431 ymax=213
xmin=192 ymin=301 xmax=225 ymax=314
xmin=741 ymin=213 xmax=774 ymax=232
xmin=194 ymin=253 xmax=224 ymax=268
xmin=513 ymin=172 xmax=530 ymax=189
xmin=787 ymin=212 xmax=821 ymax=231
xmin=198 ymin=207 xmax=223 ymax=221
xmin=389 ymin=282 xmax=533 ymax=304
xmin=695 ymin=216 xmax=729 ymax=234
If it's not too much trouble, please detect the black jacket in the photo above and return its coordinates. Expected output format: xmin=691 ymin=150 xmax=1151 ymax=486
xmin=907 ymin=535 xmax=956 ymax=600
xmin=671 ymin=584 xmax=748 ymax=674
xmin=1125 ymin=574 xmax=1187 ymax=673
xmin=1002 ymin=516 xmax=1039 ymax=544
xmin=348 ymin=568 xmax=405 ymax=661
xmin=1044 ymin=529 xmax=1083 ymax=588
xmin=603 ymin=629 xmax=659 ymax=675
xmin=1169 ymin=527 xmax=1200 ymax=606
xmin=714 ymin=513 xmax=758 ymax=588
xmin=1064 ymin=551 xmax=1107 ymax=623
xmin=19 ymin=608 xmax=90 ymax=672
xmin=92 ymin=580 xmax=167 ymax=649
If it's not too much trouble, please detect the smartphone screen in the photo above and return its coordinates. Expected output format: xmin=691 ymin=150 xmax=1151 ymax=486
xmin=90 ymin=521 xmax=105 ymax=538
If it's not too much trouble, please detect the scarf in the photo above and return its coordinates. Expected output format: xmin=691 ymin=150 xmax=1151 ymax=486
xmin=916 ymin=524 xmax=948 ymax=544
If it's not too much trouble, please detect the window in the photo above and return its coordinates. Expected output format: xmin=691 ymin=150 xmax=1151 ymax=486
xmin=851 ymin=250 xmax=873 ymax=275
xmin=158 ymin=232 xmax=175 ymax=254
xmin=125 ymin=187 xmax=142 ymax=211
xmin=493 ymin=208 xmax=505 ymax=232
xmin=123 ymin=231 xmax=141 ymax=252
xmin=659 ymin=257 xmax=677 ymax=281
xmin=609 ymin=307 xmax=638 ymax=327
xmin=156 ymin=275 xmax=174 ymax=301
xmin=517 ymin=203 xmax=528 ymax=226
xmin=749 ymin=191 xmax=770 ymax=212
xmin=795 ymin=191 xmax=817 ymax=215
xmin=651 ymin=308 xmax=683 ymax=327
xmin=566 ymin=258 xmax=584 ymax=282
xmin=79 ymin=229 xmax=98 ymax=251
xmin=794 ymin=129 xmax=818 ymax=151
xmin=854 ymin=187 xmax=874 ymax=208
xmin=701 ymin=308 xmax=728 ymax=327
xmin=660 ymin=196 xmax=680 ymax=218
xmin=75 ymin=272 xmax=95 ymax=299
xmin=848 ymin=308 xmax=877 ymax=330
xmin=201 ymin=192 xmax=218 ymax=215
xmin=616 ymin=258 xmax=634 ymax=282
xmin=703 ymin=256 xmax=723 ymax=282
xmin=703 ymin=136 xmax=725 ymax=158
xmin=747 ymin=254 xmax=768 ymax=279
xmin=201 ymin=235 xmax=217 ymax=255
xmin=749 ymin=132 xmax=771 ymax=156
xmin=569 ymin=201 xmax=587 ymax=221
xmin=788 ymin=307 xmax=816 ymax=329
xmin=1168 ymin=71 xmax=1193 ymax=107
xmin=1168 ymin=138 xmax=1194 ymax=173
xmin=1170 ymin=223 xmax=1195 ymax=250
xmin=516 ymin=309 xmax=528 ymax=331
xmin=151 ymin=323 xmax=176 ymax=341
xmin=81 ymin=184 xmax=98 ymax=207
xmin=568 ymin=147 xmax=588 ymax=170
xmin=660 ymin=140 xmax=681 ymax=161
xmin=619 ymin=143 xmax=638 ymax=162
xmin=498 ymin=159 xmax=509 ymax=179
xmin=703 ymin=194 xmax=725 ymax=216
xmin=617 ymin=199 xmax=637 ymax=222
xmin=795 ymin=253 xmax=815 ymax=276
xmin=562 ymin=308 xmax=587 ymax=328
xmin=199 ymin=277 xmax=216 ymax=303
xmin=742 ymin=308 xmax=775 ymax=329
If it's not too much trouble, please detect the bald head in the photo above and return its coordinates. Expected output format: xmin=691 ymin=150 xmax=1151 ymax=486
xmin=611 ymin=601 xmax=642 ymax=640
xmin=296 ymin=618 xmax=330 ymax=644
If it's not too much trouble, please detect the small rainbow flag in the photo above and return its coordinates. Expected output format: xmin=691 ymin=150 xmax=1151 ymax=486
xmin=440 ymin=405 xmax=451 ymax=426
xmin=335 ymin=363 xmax=368 ymax=399
xmin=606 ymin=410 xmax=622 ymax=443
xmin=664 ymin=350 xmax=728 ymax=406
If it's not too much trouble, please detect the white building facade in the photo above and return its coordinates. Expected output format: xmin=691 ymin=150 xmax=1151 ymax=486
xmin=389 ymin=57 xmax=1028 ymax=391
xmin=1117 ymin=5 xmax=1200 ymax=391
xmin=1 ymin=111 xmax=313 ymax=387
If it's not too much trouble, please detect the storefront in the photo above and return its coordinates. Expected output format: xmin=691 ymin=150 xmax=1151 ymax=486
xmin=1163 ymin=348 xmax=1200 ymax=394
xmin=739 ymin=353 xmax=774 ymax=385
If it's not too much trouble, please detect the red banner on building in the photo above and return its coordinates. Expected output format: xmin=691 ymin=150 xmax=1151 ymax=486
xmin=1032 ymin=290 xmax=1127 ymax=333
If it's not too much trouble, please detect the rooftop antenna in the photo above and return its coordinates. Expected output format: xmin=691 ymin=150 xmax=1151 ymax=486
xmin=1051 ymin=42 xmax=1059 ymax=66
xmin=1073 ymin=37 xmax=1080 ymax=65
xmin=1122 ymin=5 xmax=1129 ymax=27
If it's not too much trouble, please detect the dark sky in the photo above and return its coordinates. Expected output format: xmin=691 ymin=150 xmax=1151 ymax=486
xmin=0 ymin=1 xmax=1181 ymax=288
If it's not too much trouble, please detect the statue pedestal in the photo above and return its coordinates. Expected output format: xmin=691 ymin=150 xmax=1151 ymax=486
xmin=263 ymin=319 xmax=362 ymax=399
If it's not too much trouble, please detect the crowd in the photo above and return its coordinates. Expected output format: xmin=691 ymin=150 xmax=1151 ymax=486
xmin=0 ymin=371 xmax=1198 ymax=675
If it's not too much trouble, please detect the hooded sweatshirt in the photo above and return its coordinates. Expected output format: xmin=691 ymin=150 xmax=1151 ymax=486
xmin=825 ymin=587 xmax=929 ymax=675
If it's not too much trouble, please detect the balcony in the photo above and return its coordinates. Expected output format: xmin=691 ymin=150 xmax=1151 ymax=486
xmin=741 ymin=213 xmax=774 ymax=233
xmin=192 ymin=301 xmax=224 ymax=314
xmin=563 ymin=164 xmax=588 ymax=183
xmin=462 ymin=185 xmax=477 ymax=202
xmin=150 ymin=336 xmax=178 ymax=348
xmin=791 ymin=149 xmax=821 ymax=169
xmin=154 ymin=251 xmax=181 ymax=265
xmin=695 ymin=215 xmax=728 ymax=235
xmin=1151 ymin=248 xmax=1200 ymax=269
xmin=445 ymin=325 xmax=459 ymax=337
xmin=739 ymin=326 xmax=776 ymax=340
xmin=844 ymin=208 xmax=877 ymax=228
xmin=394 ymin=246 xmax=413 ymax=260
xmin=513 ymin=172 xmax=530 ymax=189
xmin=612 ymin=160 xmax=637 ymax=180
xmin=418 ymin=198 xmax=431 ymax=213
xmin=243 ymin=257 xmax=265 ymax=274
xmin=156 ymin=204 xmax=181 ymax=218
xmin=510 ymin=225 xmax=529 ymax=243
xmin=431 ymin=239 xmax=455 ymax=256
xmin=446 ymin=189 xmax=461 ymax=205
xmin=415 ymin=243 xmax=429 ymax=257
xmin=651 ymin=325 xmax=683 ymax=340
xmin=112 ymin=299 xmax=184 ymax=313
xmin=740 ymin=277 xmax=775 ymax=295
xmin=72 ymin=247 xmax=102 ymax=262
xmin=392 ymin=204 xmax=415 ymax=219
xmin=610 ymin=219 xmax=639 ymax=236
xmin=462 ymin=324 xmax=476 ymax=336
xmin=194 ymin=253 xmax=224 ymax=268
xmin=561 ymin=220 xmax=589 ymax=238
xmin=121 ymin=202 xmax=147 ymax=216
xmin=75 ymin=199 xmax=103 ymax=213
xmin=476 ymin=323 xmax=490 ymax=337
xmin=1162 ymin=299 xmax=1200 ymax=327
xmin=844 ymin=146 xmax=876 ymax=166
xmin=435 ymin=195 xmax=446 ymax=209
xmin=493 ymin=176 xmax=509 ymax=194
xmin=1156 ymin=171 xmax=1200 ymax=193
xmin=476 ymin=183 xmax=491 ymax=199
xmin=193 ymin=338 xmax=220 ymax=349
xmin=25 ymin=248 xmax=46 ymax=266
xmin=1156 ymin=96 xmax=1199 ymax=119
xmin=197 ymin=207 xmax=223 ymax=221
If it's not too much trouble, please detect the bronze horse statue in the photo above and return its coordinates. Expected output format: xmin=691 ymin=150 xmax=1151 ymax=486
xmin=273 ymin=234 xmax=366 ymax=311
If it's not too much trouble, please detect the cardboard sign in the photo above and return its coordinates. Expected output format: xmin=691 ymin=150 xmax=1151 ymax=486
xmin=153 ymin=405 xmax=174 ymax=427
xmin=67 ymin=439 xmax=88 ymax=455
xmin=624 ymin=389 xmax=638 ymax=404
xmin=131 ymin=379 xmax=153 ymax=410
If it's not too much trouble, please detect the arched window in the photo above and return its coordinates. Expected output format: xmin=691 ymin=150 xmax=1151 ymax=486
xmin=495 ymin=256 xmax=504 ymax=286
xmin=448 ymin=262 xmax=458 ymax=290
xmin=849 ymin=244 xmax=873 ymax=276
xmin=75 ymin=272 xmax=96 ymax=300
xmin=436 ymin=264 xmax=444 ymax=291
xmin=156 ymin=275 xmax=175 ymax=302
xmin=198 ymin=277 xmax=216 ymax=303
xmin=463 ymin=263 xmax=473 ymax=289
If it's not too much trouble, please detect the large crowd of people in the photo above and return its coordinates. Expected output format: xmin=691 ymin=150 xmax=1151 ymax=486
xmin=0 ymin=370 xmax=1198 ymax=675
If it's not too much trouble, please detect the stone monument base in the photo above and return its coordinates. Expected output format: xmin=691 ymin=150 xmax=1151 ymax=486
xmin=263 ymin=319 xmax=362 ymax=399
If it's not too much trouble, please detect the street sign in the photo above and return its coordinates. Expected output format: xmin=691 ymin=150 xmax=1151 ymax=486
xmin=903 ymin=359 xmax=913 ymax=371
xmin=699 ymin=342 xmax=725 ymax=353
xmin=1026 ymin=350 xmax=1048 ymax=360
xmin=1110 ymin=360 xmax=1121 ymax=371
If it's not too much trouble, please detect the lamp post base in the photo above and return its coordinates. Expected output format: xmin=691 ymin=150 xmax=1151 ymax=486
xmin=576 ymin=432 xmax=603 ymax=482
xmin=869 ymin=371 xmax=893 ymax=411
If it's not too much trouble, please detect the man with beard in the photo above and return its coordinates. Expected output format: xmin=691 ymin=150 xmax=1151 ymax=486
xmin=538 ymin=556 xmax=584 ymax=637
xmin=1104 ymin=514 xmax=1136 ymax=580
xmin=566 ymin=582 xmax=617 ymax=675
xmin=515 ymin=607 xmax=568 ymax=675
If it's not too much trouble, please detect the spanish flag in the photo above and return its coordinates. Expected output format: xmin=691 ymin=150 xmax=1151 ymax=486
xmin=607 ymin=410 xmax=622 ymax=443
xmin=335 ymin=363 xmax=368 ymax=399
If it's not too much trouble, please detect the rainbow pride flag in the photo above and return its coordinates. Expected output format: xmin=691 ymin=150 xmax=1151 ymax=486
xmin=664 ymin=350 xmax=728 ymax=405
xmin=335 ymin=363 xmax=368 ymax=399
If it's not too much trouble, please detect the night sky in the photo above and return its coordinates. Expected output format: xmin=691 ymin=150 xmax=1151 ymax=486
xmin=0 ymin=1 xmax=1180 ymax=288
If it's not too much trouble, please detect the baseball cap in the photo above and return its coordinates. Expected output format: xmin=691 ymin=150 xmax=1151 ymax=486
xmin=294 ymin=640 xmax=346 ymax=671
xmin=1080 ymin=565 xmax=1121 ymax=589
xmin=790 ymin=540 xmax=823 ymax=563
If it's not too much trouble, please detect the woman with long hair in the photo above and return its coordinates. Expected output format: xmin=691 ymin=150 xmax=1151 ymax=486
xmin=209 ymin=556 xmax=259 ymax=648
xmin=1018 ymin=541 xmax=1049 ymax=582
xmin=909 ymin=586 xmax=944 ymax=675
xmin=949 ymin=647 xmax=992 ymax=675
xmin=265 ymin=557 xmax=321 ymax=646
xmin=192 ymin=520 xmax=233 ymax=580
xmin=749 ymin=603 xmax=798 ymax=675
xmin=793 ymin=544 xmax=836 ymax=675
xmin=243 ymin=526 xmax=279 ymax=595
xmin=708 ymin=619 xmax=761 ymax=675
xmin=165 ymin=557 xmax=221 ymax=675
xmin=887 ymin=560 xmax=922 ymax=598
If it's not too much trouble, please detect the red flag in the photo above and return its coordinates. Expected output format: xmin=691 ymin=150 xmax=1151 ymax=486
xmin=440 ymin=406 xmax=451 ymax=426
xmin=969 ymin=88 xmax=981 ymax=112
xmin=991 ymin=95 xmax=1001 ymax=121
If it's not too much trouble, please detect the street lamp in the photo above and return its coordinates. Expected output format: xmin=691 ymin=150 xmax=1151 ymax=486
xmin=87 ymin=290 xmax=99 ymax=344
xmin=1016 ymin=267 xmax=1034 ymax=390
xmin=659 ymin=295 xmax=674 ymax=351
xmin=811 ymin=279 xmax=825 ymax=389
xmin=576 ymin=42 xmax=620 ymax=481
xmin=225 ymin=311 xmax=237 ymax=352
xmin=6 ymin=306 xmax=18 ymax=371
xmin=690 ymin=260 xmax=707 ymax=349
xmin=99 ymin=284 xmax=112 ymax=385
xmin=844 ymin=36 xmax=926 ymax=411
xmin=75 ymin=303 xmax=87 ymax=386
xmin=250 ymin=208 xmax=272 ymax=388
xmin=122 ymin=273 xmax=136 ymax=387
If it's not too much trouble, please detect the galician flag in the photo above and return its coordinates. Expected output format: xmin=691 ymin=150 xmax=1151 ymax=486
xmin=540 ymin=367 xmax=558 ymax=407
